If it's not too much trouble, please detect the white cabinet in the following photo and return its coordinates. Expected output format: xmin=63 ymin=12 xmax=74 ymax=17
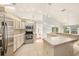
xmin=14 ymin=17 xmax=21 ymax=29
xmin=43 ymin=39 xmax=74 ymax=56
xmin=20 ymin=22 xmax=25 ymax=29
xmin=14 ymin=18 xmax=25 ymax=29
xmin=13 ymin=33 xmax=25 ymax=52
xmin=14 ymin=36 xmax=17 ymax=52
xmin=16 ymin=36 xmax=20 ymax=49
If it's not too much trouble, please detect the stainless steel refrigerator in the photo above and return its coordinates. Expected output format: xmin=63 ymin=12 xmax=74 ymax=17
xmin=0 ymin=7 xmax=14 ymax=56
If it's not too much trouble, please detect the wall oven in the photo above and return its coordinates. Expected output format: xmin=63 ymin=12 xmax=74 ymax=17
xmin=25 ymin=25 xmax=34 ymax=44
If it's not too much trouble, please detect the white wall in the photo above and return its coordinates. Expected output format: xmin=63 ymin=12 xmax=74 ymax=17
xmin=34 ymin=14 xmax=43 ymax=39
xmin=35 ymin=22 xmax=43 ymax=39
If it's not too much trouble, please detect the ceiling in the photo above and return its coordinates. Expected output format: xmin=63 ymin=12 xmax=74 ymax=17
xmin=5 ymin=3 xmax=79 ymax=25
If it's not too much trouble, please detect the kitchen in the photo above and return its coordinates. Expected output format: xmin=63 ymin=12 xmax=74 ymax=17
xmin=0 ymin=3 xmax=79 ymax=56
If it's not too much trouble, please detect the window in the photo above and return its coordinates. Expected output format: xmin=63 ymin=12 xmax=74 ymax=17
xmin=52 ymin=27 xmax=58 ymax=33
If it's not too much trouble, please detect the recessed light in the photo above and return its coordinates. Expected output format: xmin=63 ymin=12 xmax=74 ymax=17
xmin=61 ymin=9 xmax=66 ymax=12
xmin=48 ymin=3 xmax=52 ymax=6
xmin=11 ymin=3 xmax=16 ymax=5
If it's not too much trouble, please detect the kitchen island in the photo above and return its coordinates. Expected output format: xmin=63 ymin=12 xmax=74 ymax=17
xmin=43 ymin=33 xmax=78 ymax=56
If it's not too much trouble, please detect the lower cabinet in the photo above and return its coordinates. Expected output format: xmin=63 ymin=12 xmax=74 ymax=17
xmin=14 ymin=36 xmax=17 ymax=52
xmin=43 ymin=40 xmax=74 ymax=56
xmin=13 ymin=33 xmax=24 ymax=52
xmin=43 ymin=40 xmax=54 ymax=56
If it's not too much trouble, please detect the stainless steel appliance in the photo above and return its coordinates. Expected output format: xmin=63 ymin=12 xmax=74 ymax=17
xmin=0 ymin=21 xmax=13 ymax=56
xmin=25 ymin=25 xmax=34 ymax=44
xmin=25 ymin=26 xmax=33 ymax=39
xmin=0 ymin=8 xmax=13 ymax=56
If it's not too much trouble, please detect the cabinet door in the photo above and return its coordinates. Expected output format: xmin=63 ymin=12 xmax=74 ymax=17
xmin=14 ymin=34 xmax=24 ymax=51
xmin=17 ymin=36 xmax=20 ymax=49
xmin=22 ymin=34 xmax=24 ymax=44
xmin=16 ymin=20 xmax=19 ymax=29
xmin=19 ymin=36 xmax=21 ymax=48
xmin=14 ymin=20 xmax=16 ymax=29
xmin=14 ymin=19 xmax=20 ymax=29
xmin=19 ymin=20 xmax=21 ymax=29
xmin=17 ymin=35 xmax=22 ymax=49
xmin=22 ymin=22 xmax=25 ymax=29
xmin=20 ymin=34 xmax=24 ymax=45
xmin=14 ymin=36 xmax=17 ymax=52
xmin=20 ymin=35 xmax=22 ymax=46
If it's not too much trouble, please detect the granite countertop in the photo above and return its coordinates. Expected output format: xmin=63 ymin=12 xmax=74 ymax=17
xmin=43 ymin=37 xmax=78 ymax=47
xmin=48 ymin=32 xmax=79 ymax=37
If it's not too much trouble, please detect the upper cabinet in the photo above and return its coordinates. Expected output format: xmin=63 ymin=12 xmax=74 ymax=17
xmin=14 ymin=18 xmax=25 ymax=29
xmin=14 ymin=18 xmax=20 ymax=29
xmin=20 ymin=21 xmax=25 ymax=29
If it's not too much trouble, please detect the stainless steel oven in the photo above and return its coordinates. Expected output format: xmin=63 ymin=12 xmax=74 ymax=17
xmin=25 ymin=26 xmax=33 ymax=39
xmin=25 ymin=25 xmax=34 ymax=44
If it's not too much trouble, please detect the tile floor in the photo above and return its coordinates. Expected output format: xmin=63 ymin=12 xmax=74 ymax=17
xmin=14 ymin=39 xmax=43 ymax=56
xmin=14 ymin=39 xmax=79 ymax=56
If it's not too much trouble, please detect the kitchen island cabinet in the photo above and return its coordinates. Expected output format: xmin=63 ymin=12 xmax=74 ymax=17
xmin=43 ymin=33 xmax=78 ymax=56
